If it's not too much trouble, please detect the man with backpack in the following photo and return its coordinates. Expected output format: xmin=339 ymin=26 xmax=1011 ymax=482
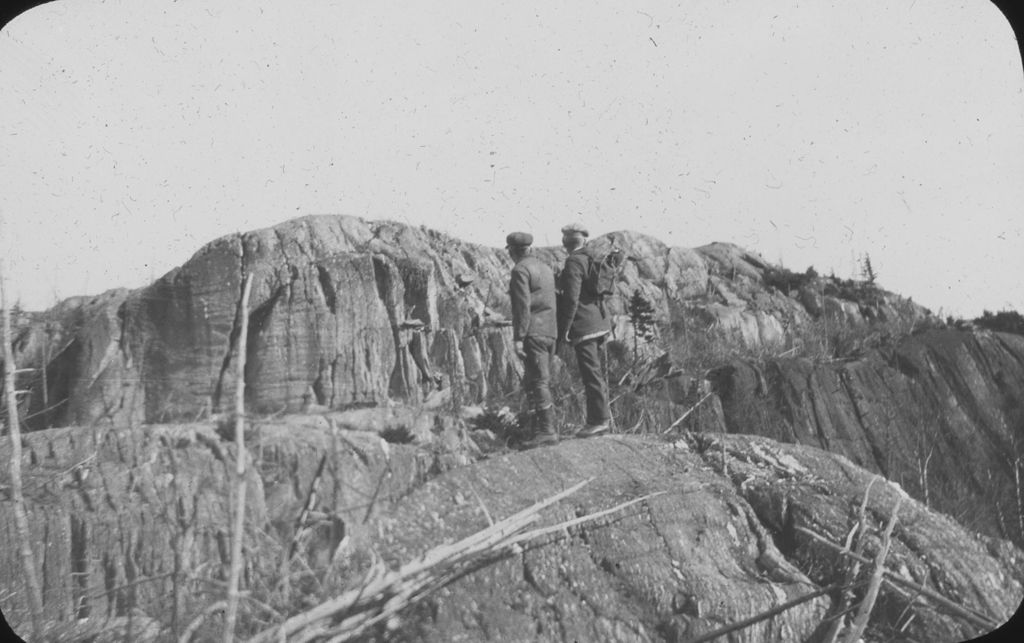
xmin=557 ymin=222 xmax=614 ymax=437
xmin=506 ymin=231 xmax=559 ymax=448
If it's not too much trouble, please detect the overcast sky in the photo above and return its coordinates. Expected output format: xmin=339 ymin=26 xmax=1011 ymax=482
xmin=1 ymin=0 xmax=1021 ymax=317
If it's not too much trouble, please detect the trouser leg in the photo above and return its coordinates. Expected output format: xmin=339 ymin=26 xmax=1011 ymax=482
xmin=523 ymin=336 xmax=556 ymax=435
xmin=574 ymin=337 xmax=610 ymax=426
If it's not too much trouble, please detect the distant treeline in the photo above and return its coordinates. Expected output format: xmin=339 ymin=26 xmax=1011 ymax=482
xmin=971 ymin=309 xmax=1024 ymax=336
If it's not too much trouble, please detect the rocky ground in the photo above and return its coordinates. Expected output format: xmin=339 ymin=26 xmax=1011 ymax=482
xmin=1 ymin=409 xmax=1021 ymax=641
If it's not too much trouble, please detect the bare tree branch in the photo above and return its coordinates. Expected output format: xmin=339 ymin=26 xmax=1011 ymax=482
xmin=843 ymin=496 xmax=901 ymax=643
xmin=795 ymin=525 xmax=998 ymax=630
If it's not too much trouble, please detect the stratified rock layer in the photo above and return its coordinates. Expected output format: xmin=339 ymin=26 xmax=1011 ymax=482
xmin=710 ymin=329 xmax=1024 ymax=545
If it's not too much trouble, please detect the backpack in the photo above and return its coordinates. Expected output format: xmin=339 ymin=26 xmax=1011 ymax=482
xmin=585 ymin=243 xmax=627 ymax=299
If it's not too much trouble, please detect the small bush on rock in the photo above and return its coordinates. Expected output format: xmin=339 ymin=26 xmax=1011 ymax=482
xmin=467 ymin=405 xmax=532 ymax=448
xmin=380 ymin=425 xmax=416 ymax=444
xmin=763 ymin=266 xmax=818 ymax=294
xmin=823 ymin=274 xmax=882 ymax=307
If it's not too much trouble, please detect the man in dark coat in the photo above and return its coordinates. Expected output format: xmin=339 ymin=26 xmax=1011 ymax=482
xmin=557 ymin=222 xmax=611 ymax=437
xmin=506 ymin=231 xmax=559 ymax=448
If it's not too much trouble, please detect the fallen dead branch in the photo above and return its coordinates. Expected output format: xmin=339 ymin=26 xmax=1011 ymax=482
xmin=684 ymin=582 xmax=859 ymax=643
xmin=247 ymin=478 xmax=667 ymax=643
xmin=663 ymin=392 xmax=714 ymax=434
xmin=795 ymin=525 xmax=999 ymax=631
xmin=289 ymin=453 xmax=330 ymax=561
xmin=842 ymin=496 xmax=901 ymax=643
xmin=822 ymin=476 xmax=877 ymax=643
xmin=247 ymin=477 xmax=591 ymax=642
xmin=21 ymin=397 xmax=67 ymax=422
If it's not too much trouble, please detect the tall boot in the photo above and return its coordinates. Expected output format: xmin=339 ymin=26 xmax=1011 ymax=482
xmin=519 ymin=406 xmax=558 ymax=449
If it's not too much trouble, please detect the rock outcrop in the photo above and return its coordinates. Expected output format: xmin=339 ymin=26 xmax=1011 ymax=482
xmin=1 ymin=421 xmax=1019 ymax=641
xmin=9 ymin=215 xmax=929 ymax=431
xmin=709 ymin=329 xmax=1024 ymax=547
xmin=0 ymin=408 xmax=471 ymax=634
xmin=11 ymin=217 xmax=521 ymax=426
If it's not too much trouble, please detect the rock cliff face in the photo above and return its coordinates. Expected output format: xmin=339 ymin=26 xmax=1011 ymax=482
xmin=13 ymin=216 xmax=525 ymax=426
xmin=1 ymin=420 xmax=1019 ymax=641
xmin=11 ymin=215 xmax=928 ymax=429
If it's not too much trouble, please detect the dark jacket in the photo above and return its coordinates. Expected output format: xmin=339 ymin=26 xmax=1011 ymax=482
xmin=509 ymin=255 xmax=557 ymax=340
xmin=557 ymin=248 xmax=610 ymax=343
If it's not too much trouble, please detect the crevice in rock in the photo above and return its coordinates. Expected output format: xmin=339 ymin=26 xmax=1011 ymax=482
xmin=371 ymin=254 xmax=410 ymax=399
xmin=888 ymin=348 xmax=922 ymax=379
xmin=806 ymin=370 xmax=832 ymax=452
xmin=330 ymin=358 xmax=339 ymax=408
xmin=993 ymin=333 xmax=1024 ymax=376
xmin=102 ymin=551 xmax=117 ymax=617
xmin=645 ymin=497 xmax=679 ymax=563
xmin=971 ymin=335 xmax=1004 ymax=388
xmin=923 ymin=342 xmax=988 ymax=433
xmin=917 ymin=343 xmax=1010 ymax=512
xmin=211 ymin=276 xmax=249 ymax=413
xmin=316 ymin=264 xmax=338 ymax=315
xmin=694 ymin=438 xmax=813 ymax=582
xmin=100 ymin=464 xmax=119 ymax=512
xmin=312 ymin=357 xmax=329 ymax=406
xmin=115 ymin=299 xmax=132 ymax=366
xmin=520 ymin=552 xmax=553 ymax=599
xmin=123 ymin=531 xmax=138 ymax=616
xmin=73 ymin=477 xmax=96 ymax=513
xmin=71 ymin=515 xmax=90 ymax=619
xmin=216 ymin=528 xmax=230 ymax=567
xmin=371 ymin=255 xmax=394 ymax=316
xmin=778 ymin=495 xmax=799 ymax=556
xmin=273 ymin=229 xmax=297 ymax=306
xmin=572 ymin=514 xmax=660 ymax=633
xmin=242 ymin=283 xmax=288 ymax=407
xmin=249 ymin=284 xmax=287 ymax=337
xmin=837 ymin=366 xmax=888 ymax=475
xmin=40 ymin=520 xmax=51 ymax=609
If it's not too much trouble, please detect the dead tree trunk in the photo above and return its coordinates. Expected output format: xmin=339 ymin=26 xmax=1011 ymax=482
xmin=1 ymin=260 xmax=45 ymax=638
xmin=223 ymin=272 xmax=254 ymax=643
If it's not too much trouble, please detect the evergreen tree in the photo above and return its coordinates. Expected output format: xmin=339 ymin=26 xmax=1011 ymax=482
xmin=628 ymin=289 xmax=657 ymax=352
xmin=860 ymin=254 xmax=877 ymax=285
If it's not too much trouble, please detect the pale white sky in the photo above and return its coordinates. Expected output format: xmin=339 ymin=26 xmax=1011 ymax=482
xmin=1 ymin=0 xmax=1022 ymax=317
